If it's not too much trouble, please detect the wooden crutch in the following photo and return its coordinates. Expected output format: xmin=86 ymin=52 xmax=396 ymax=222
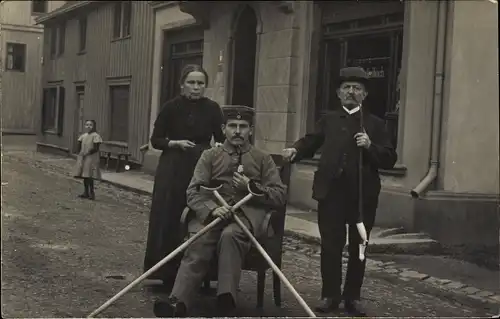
xmin=208 ymin=182 xmax=317 ymax=318
xmin=87 ymin=182 xmax=257 ymax=318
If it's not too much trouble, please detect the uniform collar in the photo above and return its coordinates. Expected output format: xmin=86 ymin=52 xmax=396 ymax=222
xmin=222 ymin=140 xmax=252 ymax=154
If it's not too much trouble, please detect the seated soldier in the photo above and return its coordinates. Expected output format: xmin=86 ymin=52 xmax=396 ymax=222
xmin=153 ymin=105 xmax=287 ymax=317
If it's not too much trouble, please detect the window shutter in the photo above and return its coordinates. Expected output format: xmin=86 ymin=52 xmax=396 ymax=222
xmin=57 ymin=87 xmax=65 ymax=135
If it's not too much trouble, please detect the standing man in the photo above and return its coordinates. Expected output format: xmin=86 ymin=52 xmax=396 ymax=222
xmin=283 ymin=67 xmax=397 ymax=316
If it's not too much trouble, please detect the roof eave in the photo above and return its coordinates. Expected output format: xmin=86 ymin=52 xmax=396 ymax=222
xmin=35 ymin=1 xmax=97 ymax=25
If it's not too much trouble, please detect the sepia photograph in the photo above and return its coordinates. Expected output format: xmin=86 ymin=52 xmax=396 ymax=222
xmin=1 ymin=0 xmax=499 ymax=317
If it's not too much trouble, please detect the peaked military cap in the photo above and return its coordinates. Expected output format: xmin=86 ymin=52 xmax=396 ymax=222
xmin=338 ymin=66 xmax=369 ymax=89
xmin=221 ymin=105 xmax=254 ymax=124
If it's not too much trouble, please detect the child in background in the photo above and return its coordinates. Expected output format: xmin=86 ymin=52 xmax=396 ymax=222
xmin=73 ymin=120 xmax=102 ymax=200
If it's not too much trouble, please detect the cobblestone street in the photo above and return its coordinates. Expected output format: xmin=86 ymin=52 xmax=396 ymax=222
xmin=1 ymin=149 xmax=497 ymax=317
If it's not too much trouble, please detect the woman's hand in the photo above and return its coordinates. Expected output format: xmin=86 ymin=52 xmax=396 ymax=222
xmin=169 ymin=140 xmax=196 ymax=150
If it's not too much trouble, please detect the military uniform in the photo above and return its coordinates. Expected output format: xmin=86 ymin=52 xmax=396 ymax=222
xmin=156 ymin=105 xmax=287 ymax=317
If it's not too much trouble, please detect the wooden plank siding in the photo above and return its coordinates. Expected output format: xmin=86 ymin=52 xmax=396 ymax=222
xmin=1 ymin=0 xmax=66 ymax=133
xmin=38 ymin=1 xmax=155 ymax=162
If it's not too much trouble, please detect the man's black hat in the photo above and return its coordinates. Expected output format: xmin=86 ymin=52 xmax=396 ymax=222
xmin=221 ymin=105 xmax=254 ymax=124
xmin=337 ymin=67 xmax=369 ymax=89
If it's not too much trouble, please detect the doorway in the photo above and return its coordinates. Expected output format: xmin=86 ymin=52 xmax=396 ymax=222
xmin=229 ymin=5 xmax=258 ymax=108
xmin=73 ymin=86 xmax=85 ymax=154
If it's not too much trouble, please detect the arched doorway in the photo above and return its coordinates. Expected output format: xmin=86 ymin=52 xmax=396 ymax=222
xmin=229 ymin=5 xmax=258 ymax=108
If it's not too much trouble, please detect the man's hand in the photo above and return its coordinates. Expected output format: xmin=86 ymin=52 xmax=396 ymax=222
xmin=354 ymin=132 xmax=371 ymax=149
xmin=212 ymin=206 xmax=232 ymax=220
xmin=282 ymin=148 xmax=297 ymax=162
xmin=169 ymin=140 xmax=196 ymax=150
xmin=233 ymin=172 xmax=250 ymax=191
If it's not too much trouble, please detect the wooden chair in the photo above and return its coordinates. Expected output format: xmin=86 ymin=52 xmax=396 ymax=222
xmin=179 ymin=154 xmax=291 ymax=308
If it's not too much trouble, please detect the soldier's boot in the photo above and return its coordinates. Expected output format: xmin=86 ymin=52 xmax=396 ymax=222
xmin=153 ymin=296 xmax=187 ymax=318
xmin=217 ymin=293 xmax=237 ymax=317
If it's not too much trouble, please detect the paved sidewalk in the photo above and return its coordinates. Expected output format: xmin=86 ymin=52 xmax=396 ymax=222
xmin=101 ymin=169 xmax=439 ymax=253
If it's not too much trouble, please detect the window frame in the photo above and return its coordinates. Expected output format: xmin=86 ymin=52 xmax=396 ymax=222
xmin=31 ymin=0 xmax=48 ymax=15
xmin=50 ymin=23 xmax=66 ymax=59
xmin=5 ymin=42 xmax=27 ymax=72
xmin=78 ymin=16 xmax=88 ymax=53
xmin=41 ymin=85 xmax=65 ymax=135
xmin=112 ymin=1 xmax=132 ymax=40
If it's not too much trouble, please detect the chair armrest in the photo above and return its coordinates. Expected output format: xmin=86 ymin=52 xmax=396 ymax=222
xmin=180 ymin=207 xmax=194 ymax=226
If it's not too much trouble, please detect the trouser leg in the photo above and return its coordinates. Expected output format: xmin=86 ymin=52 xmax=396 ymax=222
xmin=216 ymin=221 xmax=252 ymax=301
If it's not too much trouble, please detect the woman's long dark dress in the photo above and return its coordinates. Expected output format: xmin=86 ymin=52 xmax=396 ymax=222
xmin=144 ymin=95 xmax=225 ymax=284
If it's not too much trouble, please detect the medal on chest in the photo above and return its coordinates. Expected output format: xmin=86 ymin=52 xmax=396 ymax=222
xmin=237 ymin=164 xmax=244 ymax=174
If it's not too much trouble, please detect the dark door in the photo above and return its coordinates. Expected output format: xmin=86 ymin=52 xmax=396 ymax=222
xmin=109 ymin=85 xmax=130 ymax=143
xmin=160 ymin=27 xmax=204 ymax=106
xmin=230 ymin=5 xmax=257 ymax=108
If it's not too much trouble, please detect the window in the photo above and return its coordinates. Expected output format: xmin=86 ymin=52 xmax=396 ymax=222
xmin=42 ymin=86 xmax=65 ymax=135
xmin=50 ymin=23 xmax=66 ymax=58
xmin=109 ymin=85 xmax=130 ymax=142
xmin=113 ymin=1 xmax=132 ymax=39
xmin=58 ymin=22 xmax=66 ymax=55
xmin=32 ymin=0 xmax=47 ymax=14
xmin=5 ymin=43 xmax=26 ymax=72
xmin=162 ymin=40 xmax=204 ymax=104
xmin=316 ymin=13 xmax=403 ymax=146
xmin=50 ymin=27 xmax=57 ymax=57
xmin=79 ymin=17 xmax=88 ymax=52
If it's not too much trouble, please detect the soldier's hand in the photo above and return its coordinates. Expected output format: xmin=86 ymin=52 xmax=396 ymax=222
xmin=212 ymin=206 xmax=232 ymax=220
xmin=233 ymin=172 xmax=250 ymax=191
xmin=282 ymin=148 xmax=297 ymax=162
xmin=354 ymin=132 xmax=371 ymax=149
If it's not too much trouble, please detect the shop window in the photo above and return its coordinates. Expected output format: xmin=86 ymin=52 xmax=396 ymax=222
xmin=42 ymin=86 xmax=65 ymax=135
xmin=113 ymin=1 xmax=132 ymax=39
xmin=315 ymin=13 xmax=403 ymax=148
xmin=5 ymin=43 xmax=26 ymax=72
xmin=109 ymin=85 xmax=130 ymax=142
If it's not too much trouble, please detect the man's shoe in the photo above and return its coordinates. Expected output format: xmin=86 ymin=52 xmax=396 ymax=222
xmin=78 ymin=193 xmax=89 ymax=199
xmin=217 ymin=293 xmax=237 ymax=317
xmin=344 ymin=299 xmax=367 ymax=317
xmin=153 ymin=297 xmax=187 ymax=318
xmin=314 ymin=298 xmax=340 ymax=313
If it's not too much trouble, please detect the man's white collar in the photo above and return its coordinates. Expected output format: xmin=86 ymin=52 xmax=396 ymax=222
xmin=343 ymin=105 xmax=360 ymax=115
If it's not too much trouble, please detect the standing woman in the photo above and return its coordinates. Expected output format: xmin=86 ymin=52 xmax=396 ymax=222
xmin=143 ymin=64 xmax=225 ymax=290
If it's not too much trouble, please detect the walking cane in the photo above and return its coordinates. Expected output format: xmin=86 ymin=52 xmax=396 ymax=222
xmin=356 ymin=104 xmax=369 ymax=261
xmin=87 ymin=183 xmax=258 ymax=318
xmin=207 ymin=182 xmax=317 ymax=318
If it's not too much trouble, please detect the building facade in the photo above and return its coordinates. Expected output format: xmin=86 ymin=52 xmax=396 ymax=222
xmin=35 ymin=0 xmax=155 ymax=162
xmin=145 ymin=0 xmax=499 ymax=253
xmin=1 ymin=0 xmax=66 ymax=134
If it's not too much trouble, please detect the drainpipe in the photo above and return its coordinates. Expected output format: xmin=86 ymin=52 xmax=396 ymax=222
xmin=410 ymin=0 xmax=449 ymax=199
